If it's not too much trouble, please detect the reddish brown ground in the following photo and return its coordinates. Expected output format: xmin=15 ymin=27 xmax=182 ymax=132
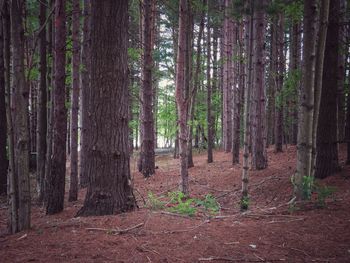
xmin=1 ymin=145 xmax=350 ymax=263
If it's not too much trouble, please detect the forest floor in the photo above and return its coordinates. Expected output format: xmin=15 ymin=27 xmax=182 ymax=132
xmin=1 ymin=145 xmax=350 ymax=263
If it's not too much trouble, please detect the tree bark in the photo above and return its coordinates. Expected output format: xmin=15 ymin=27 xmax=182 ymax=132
xmin=36 ymin=0 xmax=47 ymax=203
xmin=0 ymin=6 xmax=7 ymax=195
xmin=46 ymin=0 xmax=67 ymax=214
xmin=294 ymin=0 xmax=318 ymax=199
xmin=175 ymin=0 xmax=190 ymax=195
xmin=68 ymin=0 xmax=80 ymax=201
xmin=140 ymin=0 xmax=155 ymax=177
xmin=10 ymin=0 xmax=31 ymax=231
xmin=251 ymin=0 xmax=267 ymax=170
xmin=207 ymin=7 xmax=213 ymax=164
xmin=77 ymin=0 xmax=136 ymax=216
xmin=79 ymin=0 xmax=91 ymax=188
xmin=315 ymin=0 xmax=339 ymax=179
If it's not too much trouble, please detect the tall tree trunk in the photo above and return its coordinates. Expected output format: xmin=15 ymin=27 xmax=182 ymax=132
xmin=37 ymin=0 xmax=47 ymax=203
xmin=207 ymin=8 xmax=213 ymax=164
xmin=0 ymin=7 xmax=7 ymax=195
xmin=46 ymin=0 xmax=67 ymax=214
xmin=140 ymin=0 xmax=155 ymax=177
xmin=315 ymin=0 xmax=339 ymax=179
xmin=10 ymin=0 xmax=31 ymax=231
xmin=274 ymin=14 xmax=284 ymax=153
xmin=241 ymin=9 xmax=253 ymax=210
xmin=251 ymin=0 xmax=267 ymax=170
xmin=188 ymin=3 xmax=205 ymax=168
xmin=175 ymin=0 xmax=190 ymax=195
xmin=79 ymin=0 xmax=91 ymax=188
xmin=294 ymin=0 xmax=318 ymax=199
xmin=68 ymin=0 xmax=80 ymax=201
xmin=77 ymin=0 xmax=136 ymax=216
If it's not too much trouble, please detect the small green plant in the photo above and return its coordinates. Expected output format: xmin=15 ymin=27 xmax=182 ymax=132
xmin=167 ymin=191 xmax=196 ymax=216
xmin=315 ymin=185 xmax=336 ymax=207
xmin=147 ymin=192 xmax=165 ymax=210
xmin=195 ymin=194 xmax=220 ymax=214
xmin=240 ymin=196 xmax=249 ymax=210
xmin=168 ymin=191 xmax=186 ymax=204
xmin=301 ymin=175 xmax=314 ymax=200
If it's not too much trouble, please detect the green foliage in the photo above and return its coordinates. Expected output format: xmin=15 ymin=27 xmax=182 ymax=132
xmin=301 ymin=176 xmax=314 ymax=200
xmin=315 ymin=184 xmax=337 ymax=208
xmin=240 ymin=196 xmax=249 ymax=210
xmin=167 ymin=191 xmax=196 ymax=216
xmin=195 ymin=194 xmax=220 ymax=214
xmin=147 ymin=192 xmax=165 ymax=210
xmin=276 ymin=69 xmax=301 ymax=110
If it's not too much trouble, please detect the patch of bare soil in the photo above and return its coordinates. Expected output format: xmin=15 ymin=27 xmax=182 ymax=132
xmin=1 ymin=145 xmax=350 ymax=262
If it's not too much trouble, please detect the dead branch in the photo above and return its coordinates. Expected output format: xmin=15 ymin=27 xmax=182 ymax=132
xmin=86 ymin=222 xmax=144 ymax=235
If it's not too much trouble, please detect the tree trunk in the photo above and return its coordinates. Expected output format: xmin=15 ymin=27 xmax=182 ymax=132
xmin=294 ymin=0 xmax=318 ymax=199
xmin=251 ymin=0 xmax=267 ymax=170
xmin=207 ymin=7 xmax=213 ymax=164
xmin=77 ymin=0 xmax=136 ymax=216
xmin=10 ymin=0 xmax=31 ymax=231
xmin=140 ymin=0 xmax=155 ymax=177
xmin=79 ymin=0 xmax=91 ymax=188
xmin=241 ymin=9 xmax=253 ymax=210
xmin=175 ymin=0 xmax=190 ymax=195
xmin=315 ymin=0 xmax=339 ymax=179
xmin=46 ymin=0 xmax=67 ymax=215
xmin=0 ymin=9 xmax=7 ymax=195
xmin=274 ymin=14 xmax=285 ymax=153
xmin=68 ymin=0 xmax=80 ymax=201
xmin=37 ymin=0 xmax=47 ymax=203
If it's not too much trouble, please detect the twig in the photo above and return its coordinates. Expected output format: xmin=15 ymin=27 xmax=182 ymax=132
xmin=86 ymin=222 xmax=144 ymax=235
xmin=198 ymin=257 xmax=286 ymax=262
xmin=164 ymin=219 xmax=209 ymax=234
xmin=158 ymin=211 xmax=192 ymax=218
xmin=266 ymin=218 xmax=305 ymax=224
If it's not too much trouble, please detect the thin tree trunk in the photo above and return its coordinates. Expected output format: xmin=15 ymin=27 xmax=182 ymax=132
xmin=79 ymin=0 xmax=91 ymax=188
xmin=175 ymin=0 xmax=190 ymax=195
xmin=77 ymin=0 xmax=136 ymax=216
xmin=37 ymin=0 xmax=47 ymax=203
xmin=0 ymin=8 xmax=7 ymax=195
xmin=10 ymin=0 xmax=31 ymax=231
xmin=68 ymin=0 xmax=80 ymax=201
xmin=207 ymin=10 xmax=213 ymax=164
xmin=140 ymin=0 xmax=155 ymax=177
xmin=46 ymin=0 xmax=67 ymax=214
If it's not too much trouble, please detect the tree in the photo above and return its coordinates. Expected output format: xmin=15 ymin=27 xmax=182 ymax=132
xmin=294 ymin=0 xmax=318 ymax=199
xmin=251 ymin=0 xmax=267 ymax=170
xmin=10 ymin=0 xmax=31 ymax=231
xmin=0 ymin=3 xmax=7 ymax=195
xmin=37 ymin=0 xmax=47 ymax=203
xmin=79 ymin=0 xmax=91 ymax=188
xmin=175 ymin=0 xmax=190 ymax=195
xmin=315 ymin=0 xmax=339 ymax=179
xmin=207 ymin=6 xmax=213 ymax=164
xmin=77 ymin=0 xmax=136 ymax=216
xmin=68 ymin=0 xmax=80 ymax=201
xmin=46 ymin=0 xmax=67 ymax=214
xmin=139 ymin=0 xmax=156 ymax=177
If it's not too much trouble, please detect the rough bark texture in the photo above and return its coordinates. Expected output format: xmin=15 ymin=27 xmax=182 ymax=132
xmin=222 ymin=0 xmax=232 ymax=153
xmin=79 ymin=0 xmax=91 ymax=188
xmin=274 ymin=14 xmax=284 ymax=153
xmin=241 ymin=11 xmax=253 ymax=210
xmin=46 ymin=0 xmax=67 ymax=215
xmin=207 ymin=12 xmax=213 ymax=164
xmin=294 ymin=0 xmax=318 ymax=198
xmin=37 ymin=0 xmax=47 ymax=203
xmin=68 ymin=0 xmax=80 ymax=201
xmin=140 ymin=0 xmax=155 ymax=177
xmin=0 ymin=9 xmax=7 ymax=195
xmin=77 ymin=0 xmax=136 ymax=216
xmin=315 ymin=0 xmax=340 ymax=179
xmin=175 ymin=0 xmax=189 ymax=195
xmin=251 ymin=0 xmax=267 ymax=170
xmin=10 ymin=0 xmax=31 ymax=231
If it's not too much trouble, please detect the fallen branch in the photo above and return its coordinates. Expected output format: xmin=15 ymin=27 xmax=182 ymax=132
xmin=86 ymin=222 xmax=144 ymax=235
xmin=198 ymin=256 xmax=286 ymax=262
xmin=158 ymin=211 xmax=192 ymax=218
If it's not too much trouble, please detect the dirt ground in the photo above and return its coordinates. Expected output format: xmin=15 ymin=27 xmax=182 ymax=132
xmin=1 ymin=145 xmax=350 ymax=263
